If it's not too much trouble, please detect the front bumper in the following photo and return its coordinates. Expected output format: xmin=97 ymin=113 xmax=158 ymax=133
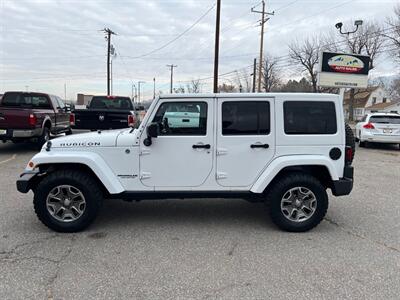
xmin=16 ymin=171 xmax=39 ymax=193
xmin=331 ymin=165 xmax=354 ymax=196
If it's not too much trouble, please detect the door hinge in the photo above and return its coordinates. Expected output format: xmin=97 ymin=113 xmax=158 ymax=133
xmin=216 ymin=172 xmax=228 ymax=179
xmin=140 ymin=149 xmax=151 ymax=156
xmin=140 ymin=172 xmax=151 ymax=179
xmin=216 ymin=148 xmax=228 ymax=156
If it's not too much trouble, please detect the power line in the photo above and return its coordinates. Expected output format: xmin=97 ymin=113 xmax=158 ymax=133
xmin=126 ymin=3 xmax=216 ymax=60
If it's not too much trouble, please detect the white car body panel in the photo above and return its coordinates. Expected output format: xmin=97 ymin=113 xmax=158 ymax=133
xmin=25 ymin=93 xmax=346 ymax=195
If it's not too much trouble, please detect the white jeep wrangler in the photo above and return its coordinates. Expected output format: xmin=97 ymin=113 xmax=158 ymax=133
xmin=17 ymin=93 xmax=355 ymax=233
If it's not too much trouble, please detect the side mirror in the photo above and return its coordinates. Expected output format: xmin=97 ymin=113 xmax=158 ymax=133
xmin=143 ymin=122 xmax=159 ymax=146
xmin=147 ymin=122 xmax=159 ymax=138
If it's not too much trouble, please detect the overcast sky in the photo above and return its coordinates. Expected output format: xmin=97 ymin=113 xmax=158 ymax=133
xmin=0 ymin=0 xmax=398 ymax=100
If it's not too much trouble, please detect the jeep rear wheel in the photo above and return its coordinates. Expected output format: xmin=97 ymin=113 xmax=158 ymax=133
xmin=267 ymin=173 xmax=328 ymax=232
xmin=33 ymin=169 xmax=103 ymax=232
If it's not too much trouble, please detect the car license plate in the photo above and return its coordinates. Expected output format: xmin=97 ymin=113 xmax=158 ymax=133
xmin=383 ymin=129 xmax=392 ymax=134
xmin=0 ymin=129 xmax=6 ymax=135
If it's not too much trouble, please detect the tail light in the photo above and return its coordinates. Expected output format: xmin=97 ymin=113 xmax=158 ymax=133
xmin=128 ymin=115 xmax=135 ymax=127
xmin=28 ymin=114 xmax=37 ymax=127
xmin=363 ymin=122 xmax=375 ymax=129
xmin=69 ymin=113 xmax=75 ymax=126
xmin=345 ymin=146 xmax=353 ymax=165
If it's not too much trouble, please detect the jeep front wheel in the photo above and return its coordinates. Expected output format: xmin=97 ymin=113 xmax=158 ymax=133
xmin=267 ymin=173 xmax=328 ymax=232
xmin=33 ymin=169 xmax=103 ymax=232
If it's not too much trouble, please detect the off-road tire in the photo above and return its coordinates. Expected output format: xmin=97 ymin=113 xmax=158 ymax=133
xmin=267 ymin=173 xmax=328 ymax=232
xmin=33 ymin=169 xmax=103 ymax=232
xmin=345 ymin=123 xmax=355 ymax=164
xmin=37 ymin=127 xmax=50 ymax=149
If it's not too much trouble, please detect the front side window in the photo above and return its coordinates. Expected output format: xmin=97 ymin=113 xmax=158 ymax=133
xmin=284 ymin=101 xmax=337 ymax=135
xmin=222 ymin=101 xmax=270 ymax=135
xmin=152 ymin=102 xmax=207 ymax=136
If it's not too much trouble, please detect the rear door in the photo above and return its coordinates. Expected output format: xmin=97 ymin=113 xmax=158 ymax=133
xmin=216 ymin=97 xmax=275 ymax=187
xmin=54 ymin=97 xmax=70 ymax=131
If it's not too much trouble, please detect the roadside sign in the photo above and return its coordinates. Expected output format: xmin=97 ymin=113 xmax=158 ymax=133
xmin=317 ymin=52 xmax=370 ymax=89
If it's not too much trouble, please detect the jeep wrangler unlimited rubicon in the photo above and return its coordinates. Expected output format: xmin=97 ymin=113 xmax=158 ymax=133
xmin=17 ymin=93 xmax=354 ymax=233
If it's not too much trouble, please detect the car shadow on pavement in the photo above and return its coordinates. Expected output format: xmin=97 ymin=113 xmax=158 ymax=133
xmin=0 ymin=141 xmax=39 ymax=154
xmin=95 ymin=198 xmax=276 ymax=231
xmin=360 ymin=142 xmax=400 ymax=151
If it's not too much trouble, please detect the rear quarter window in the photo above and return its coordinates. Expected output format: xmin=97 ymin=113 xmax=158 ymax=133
xmin=284 ymin=101 xmax=337 ymax=135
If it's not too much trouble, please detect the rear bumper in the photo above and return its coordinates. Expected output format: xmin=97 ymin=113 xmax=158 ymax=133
xmin=361 ymin=133 xmax=400 ymax=144
xmin=16 ymin=171 xmax=39 ymax=193
xmin=331 ymin=165 xmax=354 ymax=196
xmin=0 ymin=128 xmax=41 ymax=140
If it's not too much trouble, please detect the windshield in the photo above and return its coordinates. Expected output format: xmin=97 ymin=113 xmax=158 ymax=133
xmin=369 ymin=115 xmax=400 ymax=124
xmin=1 ymin=92 xmax=51 ymax=109
xmin=90 ymin=96 xmax=133 ymax=110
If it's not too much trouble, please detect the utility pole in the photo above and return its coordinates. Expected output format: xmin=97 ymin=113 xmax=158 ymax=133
xmin=252 ymin=1 xmax=274 ymax=92
xmin=167 ymin=64 xmax=177 ymax=93
xmin=252 ymin=58 xmax=257 ymax=93
xmin=131 ymin=83 xmax=137 ymax=102
xmin=138 ymin=81 xmax=145 ymax=103
xmin=213 ymin=0 xmax=222 ymax=93
xmin=103 ymin=28 xmax=116 ymax=96
xmin=153 ymin=78 xmax=156 ymax=99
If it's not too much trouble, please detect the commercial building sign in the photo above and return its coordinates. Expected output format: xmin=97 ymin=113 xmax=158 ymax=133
xmin=317 ymin=52 xmax=370 ymax=88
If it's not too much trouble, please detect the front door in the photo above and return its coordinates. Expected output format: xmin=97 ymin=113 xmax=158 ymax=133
xmin=216 ymin=98 xmax=275 ymax=187
xmin=139 ymin=99 xmax=213 ymax=188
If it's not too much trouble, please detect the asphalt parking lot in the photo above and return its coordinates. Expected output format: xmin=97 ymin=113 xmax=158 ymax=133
xmin=0 ymin=140 xmax=399 ymax=300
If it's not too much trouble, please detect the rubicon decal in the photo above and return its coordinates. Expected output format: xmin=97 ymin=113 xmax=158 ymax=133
xmin=328 ymin=55 xmax=364 ymax=73
xmin=60 ymin=142 xmax=101 ymax=147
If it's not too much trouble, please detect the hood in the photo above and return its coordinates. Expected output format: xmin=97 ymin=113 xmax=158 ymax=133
xmin=49 ymin=129 xmax=128 ymax=149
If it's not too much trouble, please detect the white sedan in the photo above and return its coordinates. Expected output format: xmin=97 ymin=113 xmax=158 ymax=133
xmin=355 ymin=113 xmax=400 ymax=148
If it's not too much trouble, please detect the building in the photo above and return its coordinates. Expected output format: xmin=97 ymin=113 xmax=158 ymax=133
xmin=343 ymin=86 xmax=391 ymax=121
xmin=77 ymin=93 xmax=94 ymax=106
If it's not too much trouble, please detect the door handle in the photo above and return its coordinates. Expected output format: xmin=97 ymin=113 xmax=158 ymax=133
xmin=250 ymin=143 xmax=269 ymax=149
xmin=192 ymin=144 xmax=211 ymax=149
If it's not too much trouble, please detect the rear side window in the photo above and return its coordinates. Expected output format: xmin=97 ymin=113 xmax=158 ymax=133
xmin=222 ymin=101 xmax=270 ymax=135
xmin=1 ymin=93 xmax=51 ymax=109
xmin=284 ymin=101 xmax=337 ymax=134
xmin=369 ymin=115 xmax=400 ymax=124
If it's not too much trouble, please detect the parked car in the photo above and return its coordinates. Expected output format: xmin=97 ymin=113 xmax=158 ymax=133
xmin=0 ymin=91 xmax=72 ymax=147
xmin=355 ymin=112 xmax=400 ymax=148
xmin=17 ymin=93 xmax=355 ymax=233
xmin=71 ymin=96 xmax=137 ymax=130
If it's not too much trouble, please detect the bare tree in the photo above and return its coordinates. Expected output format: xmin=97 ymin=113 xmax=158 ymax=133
xmin=218 ymin=83 xmax=236 ymax=93
xmin=234 ymin=70 xmax=252 ymax=92
xmin=186 ymin=79 xmax=201 ymax=93
xmin=383 ymin=4 xmax=400 ymax=63
xmin=262 ymin=55 xmax=281 ymax=92
xmin=289 ymin=37 xmax=320 ymax=93
xmin=341 ymin=21 xmax=385 ymax=121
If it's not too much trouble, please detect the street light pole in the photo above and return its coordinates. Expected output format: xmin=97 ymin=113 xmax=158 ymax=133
xmin=138 ymin=81 xmax=145 ymax=103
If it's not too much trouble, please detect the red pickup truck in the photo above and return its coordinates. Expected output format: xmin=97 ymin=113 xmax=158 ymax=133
xmin=0 ymin=92 xmax=72 ymax=147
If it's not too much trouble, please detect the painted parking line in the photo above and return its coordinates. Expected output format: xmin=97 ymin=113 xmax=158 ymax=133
xmin=0 ymin=154 xmax=17 ymax=165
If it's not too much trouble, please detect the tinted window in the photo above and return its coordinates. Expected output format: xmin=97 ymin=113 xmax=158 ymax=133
xmin=222 ymin=101 xmax=270 ymax=135
xmin=369 ymin=115 xmax=400 ymax=124
xmin=1 ymin=92 xmax=51 ymax=109
xmin=90 ymin=96 xmax=133 ymax=110
xmin=284 ymin=101 xmax=337 ymax=134
xmin=152 ymin=102 xmax=207 ymax=136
